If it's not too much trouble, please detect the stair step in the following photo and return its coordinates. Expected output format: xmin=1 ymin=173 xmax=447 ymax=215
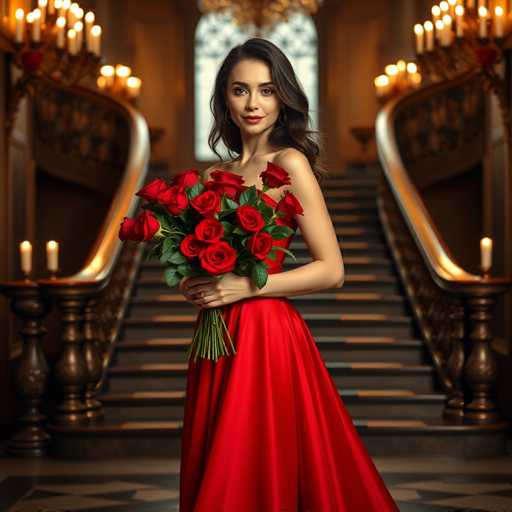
xmin=113 ymin=336 xmax=426 ymax=365
xmin=47 ymin=418 xmax=510 ymax=458
xmin=105 ymin=361 xmax=436 ymax=393
xmin=128 ymin=291 xmax=410 ymax=316
xmin=98 ymin=388 xmax=446 ymax=422
xmin=120 ymin=312 xmax=417 ymax=339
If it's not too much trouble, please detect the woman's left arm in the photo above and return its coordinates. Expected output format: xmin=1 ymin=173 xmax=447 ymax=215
xmin=186 ymin=149 xmax=345 ymax=308
xmin=250 ymin=148 xmax=345 ymax=298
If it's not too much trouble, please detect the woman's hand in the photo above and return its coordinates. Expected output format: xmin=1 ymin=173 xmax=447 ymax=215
xmin=179 ymin=272 xmax=258 ymax=309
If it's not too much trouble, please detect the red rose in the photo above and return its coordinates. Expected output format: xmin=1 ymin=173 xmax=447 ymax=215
xmin=195 ymin=218 xmax=224 ymax=243
xmin=180 ymin=234 xmax=206 ymax=258
xmin=136 ymin=178 xmax=169 ymax=202
xmin=236 ymin=205 xmax=265 ymax=233
xmin=136 ymin=210 xmax=160 ymax=241
xmin=172 ymin=168 xmax=200 ymax=188
xmin=158 ymin=184 xmax=188 ymax=214
xmin=21 ymin=50 xmax=43 ymax=73
xmin=276 ymin=191 xmax=304 ymax=220
xmin=246 ymin=231 xmax=273 ymax=260
xmin=190 ymin=190 xmax=221 ymax=218
xmin=199 ymin=241 xmax=237 ymax=275
xmin=260 ymin=161 xmax=291 ymax=189
xmin=206 ymin=170 xmax=245 ymax=199
xmin=119 ymin=216 xmax=144 ymax=241
xmin=474 ymin=46 xmax=498 ymax=68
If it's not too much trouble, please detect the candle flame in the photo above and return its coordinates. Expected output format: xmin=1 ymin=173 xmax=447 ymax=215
xmin=414 ymin=24 xmax=424 ymax=35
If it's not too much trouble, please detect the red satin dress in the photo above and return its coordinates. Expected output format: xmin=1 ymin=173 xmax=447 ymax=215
xmin=179 ymin=190 xmax=399 ymax=512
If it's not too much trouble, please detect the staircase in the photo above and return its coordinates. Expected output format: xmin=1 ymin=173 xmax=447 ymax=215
xmin=49 ymin=163 xmax=509 ymax=459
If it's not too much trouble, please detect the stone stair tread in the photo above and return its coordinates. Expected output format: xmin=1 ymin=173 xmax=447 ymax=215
xmin=108 ymin=361 xmax=432 ymax=375
xmin=123 ymin=313 xmax=413 ymax=324
xmin=136 ymin=274 xmax=397 ymax=286
xmin=48 ymin=418 xmax=510 ymax=435
xmin=116 ymin=336 xmax=423 ymax=350
xmin=98 ymin=389 xmax=447 ymax=407
xmin=141 ymin=256 xmax=391 ymax=269
xmin=131 ymin=292 xmax=405 ymax=304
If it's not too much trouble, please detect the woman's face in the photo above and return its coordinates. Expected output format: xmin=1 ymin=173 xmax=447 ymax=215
xmin=225 ymin=58 xmax=282 ymax=136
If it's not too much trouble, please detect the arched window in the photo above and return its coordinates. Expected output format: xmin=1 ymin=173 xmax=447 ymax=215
xmin=194 ymin=11 xmax=319 ymax=161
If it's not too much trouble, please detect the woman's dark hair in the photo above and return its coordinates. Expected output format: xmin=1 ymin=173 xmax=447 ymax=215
xmin=208 ymin=37 xmax=328 ymax=184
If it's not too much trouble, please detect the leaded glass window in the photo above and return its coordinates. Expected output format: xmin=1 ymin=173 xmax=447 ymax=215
xmin=194 ymin=11 xmax=319 ymax=161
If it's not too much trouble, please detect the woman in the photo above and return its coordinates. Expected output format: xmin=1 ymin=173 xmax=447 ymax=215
xmin=178 ymin=37 xmax=399 ymax=511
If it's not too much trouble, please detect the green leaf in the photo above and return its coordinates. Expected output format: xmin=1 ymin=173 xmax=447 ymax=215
xmin=265 ymin=225 xmax=293 ymax=240
xmin=169 ymin=250 xmax=187 ymax=264
xmin=188 ymin=182 xmax=204 ymax=199
xmin=164 ymin=266 xmax=181 ymax=287
xmin=225 ymin=196 xmax=239 ymax=209
xmin=177 ymin=262 xmax=193 ymax=276
xmin=251 ymin=261 xmax=268 ymax=289
xmin=272 ymin=246 xmax=297 ymax=261
xmin=238 ymin=187 xmax=257 ymax=205
xmin=265 ymin=250 xmax=277 ymax=261
xmin=221 ymin=221 xmax=234 ymax=236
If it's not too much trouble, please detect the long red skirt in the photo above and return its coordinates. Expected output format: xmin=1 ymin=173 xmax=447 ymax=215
xmin=179 ymin=296 xmax=399 ymax=511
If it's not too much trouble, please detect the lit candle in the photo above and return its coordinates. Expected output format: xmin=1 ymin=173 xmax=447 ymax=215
xmin=67 ymin=27 xmax=77 ymax=54
xmin=494 ymin=6 xmax=505 ymax=38
xmin=448 ymin=0 xmax=457 ymax=15
xmin=48 ymin=0 xmax=55 ymax=15
xmin=74 ymin=20 xmax=83 ymax=49
xmin=424 ymin=21 xmax=435 ymax=51
xmin=442 ymin=14 xmax=453 ymax=46
xmin=97 ymin=76 xmax=107 ymax=90
xmin=75 ymin=7 xmax=84 ymax=21
xmin=54 ymin=0 xmax=63 ymax=16
xmin=374 ymin=74 xmax=390 ymax=98
xmin=479 ymin=6 xmax=488 ymax=38
xmin=126 ymin=76 xmax=142 ymax=98
xmin=115 ymin=64 xmax=132 ymax=90
xmin=20 ymin=241 xmax=32 ymax=275
xmin=15 ymin=9 xmax=25 ymax=43
xmin=100 ymin=64 xmax=115 ymax=88
xmin=90 ymin=24 xmax=101 ymax=56
xmin=32 ymin=9 xmax=42 ymax=42
xmin=56 ymin=16 xmax=66 ymax=48
xmin=46 ymin=240 xmax=59 ymax=272
xmin=68 ymin=2 xmax=77 ymax=26
xmin=440 ymin=1 xmax=450 ymax=14
xmin=38 ymin=0 xmax=47 ymax=25
xmin=85 ymin=11 xmax=94 ymax=50
xmin=480 ymin=237 xmax=492 ymax=272
xmin=60 ymin=0 xmax=70 ymax=18
xmin=410 ymin=72 xmax=422 ymax=88
xmin=435 ymin=19 xmax=445 ymax=43
xmin=414 ymin=24 xmax=424 ymax=54
xmin=432 ymin=5 xmax=441 ymax=22
xmin=384 ymin=64 xmax=399 ymax=88
xmin=467 ymin=0 xmax=475 ymax=8
xmin=455 ymin=5 xmax=464 ymax=37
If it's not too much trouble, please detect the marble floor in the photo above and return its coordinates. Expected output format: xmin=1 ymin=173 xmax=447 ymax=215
xmin=2 ymin=450 xmax=512 ymax=511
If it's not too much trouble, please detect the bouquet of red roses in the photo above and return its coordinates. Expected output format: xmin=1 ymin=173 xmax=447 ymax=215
xmin=118 ymin=162 xmax=303 ymax=362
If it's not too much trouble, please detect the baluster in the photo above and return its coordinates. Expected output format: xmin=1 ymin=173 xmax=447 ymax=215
xmin=443 ymin=303 xmax=465 ymax=420
xmin=0 ymin=281 xmax=51 ymax=456
xmin=83 ymin=295 xmax=104 ymax=420
xmin=463 ymin=295 xmax=500 ymax=424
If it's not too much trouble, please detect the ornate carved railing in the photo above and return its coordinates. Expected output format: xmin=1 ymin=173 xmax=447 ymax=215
xmin=0 ymin=77 xmax=149 ymax=455
xmin=376 ymin=69 xmax=512 ymax=426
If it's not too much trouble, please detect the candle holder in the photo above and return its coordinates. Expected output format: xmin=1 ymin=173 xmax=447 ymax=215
xmin=7 ymin=9 xmax=103 ymax=139
xmin=480 ymin=266 xmax=492 ymax=279
xmin=48 ymin=268 xmax=59 ymax=280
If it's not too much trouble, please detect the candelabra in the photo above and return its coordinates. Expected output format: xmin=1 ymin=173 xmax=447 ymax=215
xmin=7 ymin=2 xmax=103 ymax=138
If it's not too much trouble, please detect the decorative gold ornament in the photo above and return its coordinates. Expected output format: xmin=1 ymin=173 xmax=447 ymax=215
xmin=198 ymin=0 xmax=323 ymax=30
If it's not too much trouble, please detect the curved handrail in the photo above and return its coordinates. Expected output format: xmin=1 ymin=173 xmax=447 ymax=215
xmin=376 ymin=70 xmax=489 ymax=291
xmin=37 ymin=81 xmax=150 ymax=289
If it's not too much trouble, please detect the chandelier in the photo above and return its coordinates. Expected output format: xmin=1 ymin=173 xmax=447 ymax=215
xmin=198 ymin=0 xmax=323 ymax=30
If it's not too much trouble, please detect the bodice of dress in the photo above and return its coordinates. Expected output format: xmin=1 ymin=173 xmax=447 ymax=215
xmin=257 ymin=190 xmax=298 ymax=275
